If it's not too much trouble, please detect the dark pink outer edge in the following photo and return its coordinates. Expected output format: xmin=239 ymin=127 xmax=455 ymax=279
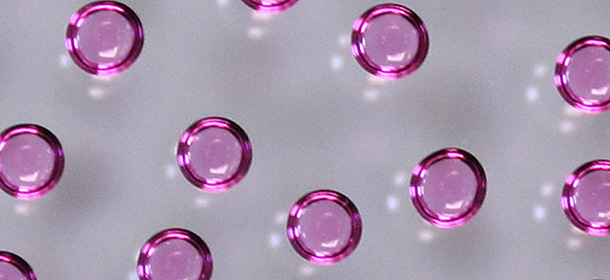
xmin=0 ymin=251 xmax=37 ymax=280
xmin=351 ymin=3 xmax=429 ymax=80
xmin=137 ymin=228 xmax=213 ymax=280
xmin=554 ymin=35 xmax=610 ymax=114
xmin=409 ymin=148 xmax=487 ymax=229
xmin=65 ymin=1 xmax=144 ymax=76
xmin=561 ymin=160 xmax=610 ymax=236
xmin=241 ymin=0 xmax=298 ymax=14
xmin=0 ymin=124 xmax=65 ymax=201
xmin=176 ymin=117 xmax=252 ymax=193
xmin=286 ymin=189 xmax=362 ymax=265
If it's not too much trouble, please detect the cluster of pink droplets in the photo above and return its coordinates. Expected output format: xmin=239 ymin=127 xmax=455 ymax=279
xmin=2 ymin=0 xmax=610 ymax=279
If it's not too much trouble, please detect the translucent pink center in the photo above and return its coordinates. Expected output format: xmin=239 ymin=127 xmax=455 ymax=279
xmin=147 ymin=239 xmax=204 ymax=280
xmin=421 ymin=159 xmax=478 ymax=219
xmin=76 ymin=10 xmax=135 ymax=66
xmin=0 ymin=262 xmax=25 ymax=280
xmin=187 ymin=127 xmax=242 ymax=184
xmin=566 ymin=46 xmax=610 ymax=103
xmin=573 ymin=170 xmax=610 ymax=227
xmin=297 ymin=200 xmax=352 ymax=256
xmin=362 ymin=13 xmax=419 ymax=69
xmin=0 ymin=134 xmax=54 ymax=190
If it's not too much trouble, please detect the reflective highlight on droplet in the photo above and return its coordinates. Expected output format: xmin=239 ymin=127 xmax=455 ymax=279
xmin=410 ymin=148 xmax=486 ymax=228
xmin=351 ymin=4 xmax=429 ymax=79
xmin=177 ymin=117 xmax=252 ymax=192
xmin=561 ymin=160 xmax=610 ymax=236
xmin=65 ymin=1 xmax=144 ymax=76
xmin=0 ymin=124 xmax=64 ymax=200
xmin=137 ymin=228 xmax=213 ymax=280
xmin=0 ymin=251 xmax=37 ymax=280
xmin=286 ymin=190 xmax=362 ymax=265
xmin=241 ymin=0 xmax=298 ymax=13
xmin=555 ymin=36 xmax=610 ymax=114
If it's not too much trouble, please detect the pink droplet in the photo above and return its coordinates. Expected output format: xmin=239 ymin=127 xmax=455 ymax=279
xmin=555 ymin=36 xmax=610 ymax=114
xmin=286 ymin=190 xmax=362 ymax=265
xmin=177 ymin=117 xmax=252 ymax=192
xmin=0 ymin=124 xmax=64 ymax=200
xmin=137 ymin=228 xmax=213 ymax=280
xmin=65 ymin=1 xmax=144 ymax=76
xmin=410 ymin=148 xmax=486 ymax=228
xmin=241 ymin=0 xmax=298 ymax=14
xmin=351 ymin=4 xmax=429 ymax=79
xmin=0 ymin=251 xmax=37 ymax=280
xmin=562 ymin=160 xmax=610 ymax=236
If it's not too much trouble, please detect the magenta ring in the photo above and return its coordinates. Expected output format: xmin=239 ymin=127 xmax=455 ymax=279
xmin=351 ymin=3 xmax=429 ymax=79
xmin=409 ymin=148 xmax=486 ymax=228
xmin=65 ymin=1 xmax=144 ymax=76
xmin=176 ymin=117 xmax=252 ymax=192
xmin=241 ymin=0 xmax=298 ymax=14
xmin=137 ymin=228 xmax=213 ymax=280
xmin=0 ymin=251 xmax=37 ymax=280
xmin=286 ymin=190 xmax=362 ymax=265
xmin=554 ymin=36 xmax=610 ymax=114
xmin=561 ymin=160 xmax=610 ymax=236
xmin=0 ymin=124 xmax=65 ymax=200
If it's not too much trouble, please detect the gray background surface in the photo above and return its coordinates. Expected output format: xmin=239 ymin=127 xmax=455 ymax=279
xmin=1 ymin=1 xmax=609 ymax=279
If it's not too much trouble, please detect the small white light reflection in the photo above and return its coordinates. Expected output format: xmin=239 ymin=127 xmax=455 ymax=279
xmin=216 ymin=0 xmax=229 ymax=8
xmin=98 ymin=47 xmax=119 ymax=59
xmin=88 ymin=86 xmax=106 ymax=100
xmin=385 ymin=195 xmax=400 ymax=212
xmin=194 ymin=196 xmax=211 ymax=208
xmin=247 ymin=26 xmax=265 ymax=40
xmin=363 ymin=88 xmax=380 ymax=101
xmin=330 ymin=55 xmax=344 ymax=71
xmin=268 ymin=233 xmax=282 ymax=248
xmin=525 ymin=86 xmax=539 ymax=103
xmin=565 ymin=237 xmax=582 ymax=250
xmin=165 ymin=164 xmax=178 ymax=179
xmin=563 ymin=105 xmax=583 ymax=117
xmin=14 ymin=203 xmax=31 ymax=216
xmin=559 ymin=120 xmax=575 ymax=134
xmin=539 ymin=183 xmax=554 ymax=198
xmin=299 ymin=264 xmax=316 ymax=277
xmin=337 ymin=34 xmax=350 ymax=48
xmin=250 ymin=10 xmax=273 ymax=22
xmin=91 ymin=75 xmax=115 ymax=82
xmin=532 ymin=205 xmax=547 ymax=222
xmin=533 ymin=63 xmax=548 ymax=78
xmin=274 ymin=211 xmax=287 ymax=225
xmin=393 ymin=171 xmax=407 ymax=187
xmin=367 ymin=75 xmax=390 ymax=85
xmin=58 ymin=54 xmax=70 ymax=68
xmin=127 ymin=271 xmax=138 ymax=280
xmin=417 ymin=229 xmax=435 ymax=243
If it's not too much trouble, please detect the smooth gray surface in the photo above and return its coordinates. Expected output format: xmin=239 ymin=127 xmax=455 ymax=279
xmin=1 ymin=1 xmax=610 ymax=279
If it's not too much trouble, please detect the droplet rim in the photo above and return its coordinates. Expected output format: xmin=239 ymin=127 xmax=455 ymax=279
xmin=0 ymin=124 xmax=65 ymax=201
xmin=554 ymin=35 xmax=610 ymax=114
xmin=137 ymin=228 xmax=213 ymax=280
xmin=241 ymin=0 xmax=298 ymax=14
xmin=176 ymin=117 xmax=252 ymax=193
xmin=561 ymin=160 xmax=610 ymax=236
xmin=351 ymin=3 xmax=429 ymax=79
xmin=409 ymin=148 xmax=487 ymax=229
xmin=0 ymin=251 xmax=37 ymax=280
xmin=65 ymin=1 xmax=144 ymax=76
xmin=286 ymin=189 xmax=362 ymax=265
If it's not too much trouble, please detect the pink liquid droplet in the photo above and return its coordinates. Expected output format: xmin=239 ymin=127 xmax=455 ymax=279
xmin=65 ymin=1 xmax=144 ymax=76
xmin=351 ymin=4 xmax=428 ymax=79
xmin=410 ymin=148 xmax=486 ymax=228
xmin=0 ymin=124 xmax=64 ymax=200
xmin=241 ymin=0 xmax=298 ymax=14
xmin=562 ymin=160 xmax=610 ymax=236
xmin=177 ymin=117 xmax=252 ymax=192
xmin=137 ymin=228 xmax=213 ymax=280
xmin=0 ymin=252 xmax=37 ymax=280
xmin=555 ymin=36 xmax=610 ymax=114
xmin=286 ymin=190 xmax=362 ymax=265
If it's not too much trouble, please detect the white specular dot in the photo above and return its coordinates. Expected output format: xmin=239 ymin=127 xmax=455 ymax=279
xmin=385 ymin=195 xmax=400 ymax=212
xmin=299 ymin=264 xmax=315 ymax=277
xmin=565 ymin=237 xmax=582 ymax=250
xmin=533 ymin=63 xmax=548 ymax=78
xmin=563 ymin=105 xmax=583 ymax=117
xmin=216 ymin=0 xmax=229 ymax=7
xmin=363 ymin=88 xmax=380 ymax=101
xmin=525 ymin=86 xmax=539 ymax=103
xmin=14 ymin=203 xmax=31 ymax=216
xmin=337 ymin=34 xmax=350 ymax=48
xmin=88 ymin=86 xmax=106 ymax=100
xmin=559 ymin=120 xmax=575 ymax=134
xmin=330 ymin=55 xmax=344 ymax=71
xmin=540 ymin=183 xmax=554 ymax=198
xmin=417 ymin=229 xmax=434 ymax=243
xmin=268 ymin=233 xmax=282 ymax=248
xmin=194 ymin=196 xmax=211 ymax=208
xmin=59 ymin=53 xmax=70 ymax=68
xmin=393 ymin=171 xmax=407 ymax=187
xmin=165 ymin=164 xmax=178 ymax=179
xmin=532 ymin=205 xmax=547 ymax=221
xmin=247 ymin=26 xmax=265 ymax=40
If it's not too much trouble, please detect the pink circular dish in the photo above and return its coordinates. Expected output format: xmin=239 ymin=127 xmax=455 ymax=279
xmin=555 ymin=36 xmax=610 ymax=114
xmin=137 ymin=228 xmax=213 ymax=280
xmin=351 ymin=4 xmax=429 ymax=79
xmin=562 ymin=160 xmax=610 ymax=236
xmin=410 ymin=148 xmax=487 ymax=228
xmin=0 ymin=124 xmax=64 ymax=200
xmin=286 ymin=190 xmax=362 ymax=265
xmin=241 ymin=0 xmax=298 ymax=14
xmin=65 ymin=1 xmax=144 ymax=76
xmin=0 ymin=251 xmax=37 ymax=280
xmin=176 ymin=117 xmax=252 ymax=192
